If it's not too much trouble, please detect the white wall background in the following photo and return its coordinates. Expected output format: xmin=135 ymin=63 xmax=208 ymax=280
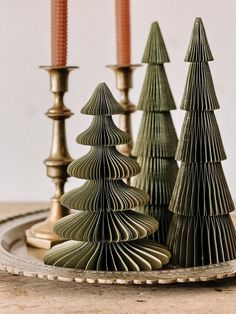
xmin=0 ymin=0 xmax=236 ymax=202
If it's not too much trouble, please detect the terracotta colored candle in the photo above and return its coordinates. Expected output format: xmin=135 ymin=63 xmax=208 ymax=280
xmin=115 ymin=0 xmax=131 ymax=64
xmin=51 ymin=0 xmax=67 ymax=66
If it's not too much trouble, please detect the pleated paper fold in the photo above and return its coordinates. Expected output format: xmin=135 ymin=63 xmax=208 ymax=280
xmin=142 ymin=22 xmax=170 ymax=64
xmin=133 ymin=22 xmax=178 ymax=244
xmin=54 ymin=210 xmax=158 ymax=242
xmin=185 ymin=17 xmax=213 ymax=62
xmin=81 ymin=83 xmax=124 ymax=116
xmin=68 ymin=146 xmax=140 ymax=179
xmin=44 ymin=240 xmax=171 ymax=271
xmin=135 ymin=158 xmax=178 ymax=205
xmin=181 ymin=62 xmax=219 ymax=111
xmin=170 ymin=162 xmax=235 ymax=216
xmin=176 ymin=112 xmax=226 ymax=162
xmin=77 ymin=116 xmax=130 ymax=146
xmin=167 ymin=18 xmax=236 ymax=267
xmin=61 ymin=180 xmax=150 ymax=211
xmin=167 ymin=215 xmax=236 ymax=266
xmin=44 ymin=82 xmax=171 ymax=271
xmin=138 ymin=65 xmax=176 ymax=112
xmin=133 ymin=113 xmax=178 ymax=158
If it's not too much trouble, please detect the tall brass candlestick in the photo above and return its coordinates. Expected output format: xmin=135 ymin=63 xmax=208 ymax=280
xmin=107 ymin=64 xmax=140 ymax=185
xmin=108 ymin=64 xmax=140 ymax=156
xmin=25 ymin=66 xmax=78 ymax=249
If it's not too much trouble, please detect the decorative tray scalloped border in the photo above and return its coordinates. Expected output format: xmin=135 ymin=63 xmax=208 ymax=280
xmin=0 ymin=210 xmax=235 ymax=285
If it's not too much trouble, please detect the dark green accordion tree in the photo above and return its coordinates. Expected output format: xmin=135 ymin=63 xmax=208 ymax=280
xmin=167 ymin=18 xmax=236 ymax=267
xmin=133 ymin=22 xmax=178 ymax=244
xmin=44 ymin=83 xmax=170 ymax=271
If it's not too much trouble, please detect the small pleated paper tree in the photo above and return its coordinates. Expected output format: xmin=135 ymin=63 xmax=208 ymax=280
xmin=133 ymin=22 xmax=178 ymax=244
xmin=44 ymin=83 xmax=170 ymax=271
xmin=167 ymin=18 xmax=236 ymax=267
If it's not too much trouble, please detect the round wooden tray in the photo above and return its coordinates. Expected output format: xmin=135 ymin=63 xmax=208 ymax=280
xmin=0 ymin=210 xmax=235 ymax=285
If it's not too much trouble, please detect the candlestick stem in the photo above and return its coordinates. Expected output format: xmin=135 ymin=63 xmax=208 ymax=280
xmin=108 ymin=64 xmax=140 ymax=157
xmin=25 ymin=66 xmax=78 ymax=249
xmin=107 ymin=64 xmax=141 ymax=184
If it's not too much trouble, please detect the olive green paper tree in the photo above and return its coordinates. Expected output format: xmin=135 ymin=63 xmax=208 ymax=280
xmin=167 ymin=18 xmax=236 ymax=267
xmin=44 ymin=83 xmax=170 ymax=271
xmin=133 ymin=22 xmax=178 ymax=244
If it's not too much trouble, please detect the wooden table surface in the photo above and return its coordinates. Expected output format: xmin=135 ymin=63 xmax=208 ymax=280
xmin=0 ymin=203 xmax=235 ymax=314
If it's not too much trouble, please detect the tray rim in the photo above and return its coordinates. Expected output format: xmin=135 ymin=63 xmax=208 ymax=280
xmin=0 ymin=209 xmax=235 ymax=285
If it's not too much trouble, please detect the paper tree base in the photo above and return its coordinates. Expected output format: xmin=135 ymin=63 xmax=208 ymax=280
xmin=44 ymin=239 xmax=171 ymax=271
xmin=167 ymin=214 xmax=236 ymax=267
xmin=1 ymin=210 xmax=236 ymax=285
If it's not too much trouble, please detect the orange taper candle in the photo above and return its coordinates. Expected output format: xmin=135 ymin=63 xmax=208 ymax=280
xmin=115 ymin=0 xmax=131 ymax=65
xmin=51 ymin=0 xmax=67 ymax=66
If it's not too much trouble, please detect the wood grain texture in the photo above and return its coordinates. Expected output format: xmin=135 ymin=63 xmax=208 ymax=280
xmin=0 ymin=203 xmax=235 ymax=314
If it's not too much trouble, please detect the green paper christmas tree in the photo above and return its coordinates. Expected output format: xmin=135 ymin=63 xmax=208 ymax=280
xmin=133 ymin=22 xmax=178 ymax=244
xmin=44 ymin=83 xmax=171 ymax=271
xmin=166 ymin=18 xmax=236 ymax=267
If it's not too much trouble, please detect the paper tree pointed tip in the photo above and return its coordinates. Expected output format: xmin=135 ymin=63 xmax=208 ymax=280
xmin=142 ymin=21 xmax=170 ymax=64
xmin=151 ymin=21 xmax=160 ymax=29
xmin=95 ymin=82 xmax=112 ymax=94
xmin=185 ymin=17 xmax=214 ymax=62
xmin=98 ymin=82 xmax=108 ymax=88
xmin=195 ymin=17 xmax=203 ymax=23
xmin=81 ymin=82 xmax=125 ymax=116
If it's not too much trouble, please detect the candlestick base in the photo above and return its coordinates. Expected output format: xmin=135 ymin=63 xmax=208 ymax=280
xmin=25 ymin=225 xmax=63 ymax=250
xmin=107 ymin=64 xmax=141 ymax=184
xmin=25 ymin=66 xmax=78 ymax=249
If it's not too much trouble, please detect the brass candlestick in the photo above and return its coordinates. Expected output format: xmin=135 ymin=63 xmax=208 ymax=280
xmin=25 ymin=66 xmax=78 ymax=249
xmin=108 ymin=64 xmax=141 ymax=156
xmin=108 ymin=64 xmax=141 ymax=185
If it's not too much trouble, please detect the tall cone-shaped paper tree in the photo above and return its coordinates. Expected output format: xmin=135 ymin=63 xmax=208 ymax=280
xmin=167 ymin=18 xmax=236 ymax=267
xmin=133 ymin=22 xmax=178 ymax=244
xmin=44 ymin=83 xmax=171 ymax=271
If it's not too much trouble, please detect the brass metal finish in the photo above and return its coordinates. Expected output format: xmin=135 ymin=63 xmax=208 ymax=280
xmin=25 ymin=66 xmax=78 ymax=249
xmin=108 ymin=64 xmax=141 ymax=185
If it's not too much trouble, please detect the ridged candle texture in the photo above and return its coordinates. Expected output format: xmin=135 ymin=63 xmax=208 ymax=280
xmin=116 ymin=0 xmax=131 ymax=64
xmin=51 ymin=0 xmax=67 ymax=66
